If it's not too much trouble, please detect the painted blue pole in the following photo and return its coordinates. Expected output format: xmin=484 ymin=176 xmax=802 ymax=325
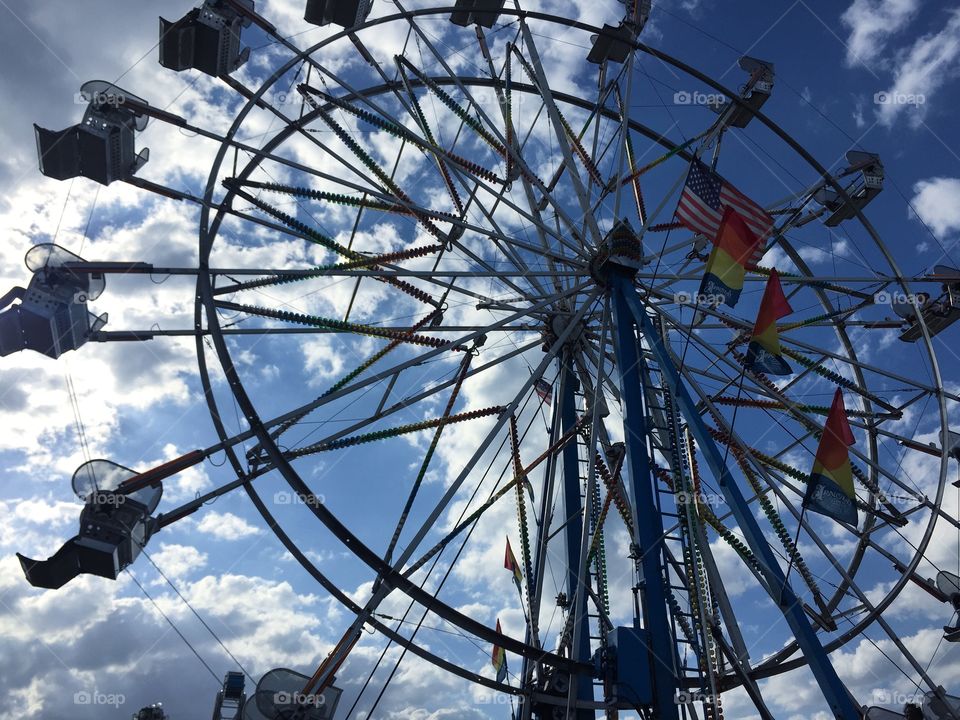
xmin=614 ymin=275 xmax=860 ymax=720
xmin=558 ymin=351 xmax=595 ymax=719
xmin=610 ymin=283 xmax=680 ymax=720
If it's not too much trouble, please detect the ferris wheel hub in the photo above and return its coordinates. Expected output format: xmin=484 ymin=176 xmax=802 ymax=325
xmin=588 ymin=219 xmax=644 ymax=287
xmin=540 ymin=312 xmax=586 ymax=353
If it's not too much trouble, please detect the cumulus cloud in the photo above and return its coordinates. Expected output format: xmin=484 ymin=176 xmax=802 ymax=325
xmin=911 ymin=176 xmax=960 ymax=240
xmin=149 ymin=543 xmax=208 ymax=580
xmin=195 ymin=511 xmax=263 ymax=541
xmin=840 ymin=0 xmax=919 ymax=66
xmin=875 ymin=9 xmax=960 ymax=127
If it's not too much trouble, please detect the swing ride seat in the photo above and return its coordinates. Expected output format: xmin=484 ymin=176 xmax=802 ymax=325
xmin=35 ymin=81 xmax=150 ymax=186
xmin=159 ymin=1 xmax=253 ymax=78
xmin=304 ymin=0 xmax=373 ymax=28
xmin=134 ymin=705 xmax=168 ymax=720
xmin=815 ymin=150 xmax=884 ymax=226
xmin=707 ymin=56 xmax=774 ymax=129
xmin=587 ymin=22 xmax=637 ymax=65
xmin=17 ymin=493 xmax=159 ymax=589
xmin=18 ymin=458 xmax=163 ymax=590
xmin=0 ymin=244 xmax=107 ymax=358
xmin=449 ymin=0 xmax=505 ymax=28
xmin=899 ymin=275 xmax=960 ymax=342
xmin=252 ymin=668 xmax=342 ymax=720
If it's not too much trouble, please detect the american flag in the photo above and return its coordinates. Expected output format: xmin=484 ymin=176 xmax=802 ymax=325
xmin=676 ymin=160 xmax=774 ymax=263
xmin=534 ymin=379 xmax=552 ymax=405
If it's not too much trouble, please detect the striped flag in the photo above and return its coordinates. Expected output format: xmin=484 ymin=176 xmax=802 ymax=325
xmin=534 ymin=378 xmax=552 ymax=405
xmin=803 ymin=389 xmax=858 ymax=525
xmin=504 ymin=537 xmax=523 ymax=595
xmin=492 ymin=618 xmax=508 ymax=683
xmin=745 ymin=269 xmax=793 ymax=375
xmin=676 ymin=159 xmax=774 ymax=264
xmin=699 ymin=206 xmax=762 ymax=308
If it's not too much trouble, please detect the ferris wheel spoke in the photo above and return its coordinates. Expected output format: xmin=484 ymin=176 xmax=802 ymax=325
xmin=345 ymin=390 xmax=559 ymax=718
xmin=214 ymin=299 xmax=456 ymax=347
xmin=280 ymin=405 xmax=505 ymax=463
xmin=302 ymin=74 xmax=594 ymax=275
xmin=658 ymin=307 xmax=959 ymax=533
xmin=250 ymin=281 xmax=591 ymax=442
xmin=211 ymin=244 xmax=446 ymax=297
xmin=256 ymin=304 xmax=448 ymax=448
xmin=223 ymin=183 xmax=450 ymax=309
xmin=650 ymin=289 xmax=922 ymax=412
xmin=248 ymin=334 xmax=540 ymax=470
xmin=514 ymin=24 xmax=604 ymax=248
xmin=743 ymin=454 xmax=953 ymax=702
xmin=402 ymin=398 xmax=586 ymax=581
xmin=398 ymin=291 xmax=602 ymax=562
xmin=673 ymin=370 xmax=837 ymax=623
xmin=355 ymin=44 xmax=557 ymax=281
xmin=398 ymin=9 xmax=601 ymax=252
xmin=227 ymin=82 xmax=457 ymax=249
xmin=508 ymin=42 xmax=606 ymax=197
xmin=471 ymin=33 xmax=594 ymax=293
xmin=228 ymin=169 xmax=588 ymax=287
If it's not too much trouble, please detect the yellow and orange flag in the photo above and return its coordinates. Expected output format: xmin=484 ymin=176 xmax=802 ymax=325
xmin=699 ymin=206 xmax=763 ymax=308
xmin=745 ymin=268 xmax=793 ymax=376
xmin=803 ymin=389 xmax=858 ymax=525
xmin=492 ymin=618 xmax=507 ymax=683
xmin=504 ymin=537 xmax=523 ymax=595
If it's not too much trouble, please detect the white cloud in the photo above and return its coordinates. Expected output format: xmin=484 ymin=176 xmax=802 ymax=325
xmin=876 ymin=9 xmax=960 ymax=127
xmin=12 ymin=498 xmax=77 ymax=527
xmin=195 ymin=511 xmax=262 ymax=540
xmin=840 ymin=0 xmax=919 ymax=66
xmin=149 ymin=543 xmax=208 ymax=580
xmin=911 ymin=176 xmax=960 ymax=239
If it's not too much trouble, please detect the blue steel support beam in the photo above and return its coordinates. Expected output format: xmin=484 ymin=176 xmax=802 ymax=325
xmin=610 ymin=284 xmax=680 ymax=720
xmin=614 ymin=275 xmax=861 ymax=720
xmin=558 ymin=350 xmax=595 ymax=719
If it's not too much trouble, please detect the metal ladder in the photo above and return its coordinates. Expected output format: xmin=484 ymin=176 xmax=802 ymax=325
xmin=638 ymin=316 xmax=725 ymax=719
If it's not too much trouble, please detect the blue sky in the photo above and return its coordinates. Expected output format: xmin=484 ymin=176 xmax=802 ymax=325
xmin=2 ymin=1 xmax=960 ymax=719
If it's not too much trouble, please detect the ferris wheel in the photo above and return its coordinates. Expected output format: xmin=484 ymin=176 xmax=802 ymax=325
xmin=7 ymin=1 xmax=960 ymax=719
